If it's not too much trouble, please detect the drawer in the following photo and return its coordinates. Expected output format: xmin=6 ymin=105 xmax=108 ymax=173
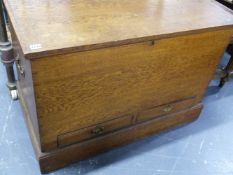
xmin=137 ymin=97 xmax=196 ymax=123
xmin=58 ymin=114 xmax=134 ymax=147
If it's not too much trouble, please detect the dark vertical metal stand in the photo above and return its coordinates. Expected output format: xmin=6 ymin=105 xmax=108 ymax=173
xmin=216 ymin=0 xmax=233 ymax=9
xmin=0 ymin=0 xmax=18 ymax=100
xmin=219 ymin=45 xmax=233 ymax=87
xmin=214 ymin=1 xmax=233 ymax=88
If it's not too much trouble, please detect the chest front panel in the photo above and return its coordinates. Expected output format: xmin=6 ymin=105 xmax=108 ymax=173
xmin=31 ymin=29 xmax=232 ymax=151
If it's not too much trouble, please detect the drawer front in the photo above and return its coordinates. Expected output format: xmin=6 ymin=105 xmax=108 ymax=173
xmin=58 ymin=115 xmax=134 ymax=147
xmin=137 ymin=97 xmax=196 ymax=123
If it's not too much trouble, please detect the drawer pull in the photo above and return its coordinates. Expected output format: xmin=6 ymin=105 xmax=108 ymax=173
xmin=16 ymin=61 xmax=25 ymax=76
xmin=91 ymin=126 xmax=104 ymax=135
xmin=163 ymin=105 xmax=173 ymax=113
xmin=58 ymin=115 xmax=133 ymax=147
xmin=15 ymin=54 xmax=25 ymax=76
xmin=137 ymin=97 xmax=196 ymax=122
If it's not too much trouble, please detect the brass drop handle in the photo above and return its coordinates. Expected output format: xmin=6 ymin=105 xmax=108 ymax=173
xmin=15 ymin=54 xmax=25 ymax=76
xmin=163 ymin=105 xmax=173 ymax=113
xmin=91 ymin=126 xmax=104 ymax=135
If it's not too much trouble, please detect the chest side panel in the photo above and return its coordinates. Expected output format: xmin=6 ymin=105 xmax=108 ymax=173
xmin=8 ymin=21 xmax=40 ymax=146
xmin=31 ymin=29 xmax=233 ymax=151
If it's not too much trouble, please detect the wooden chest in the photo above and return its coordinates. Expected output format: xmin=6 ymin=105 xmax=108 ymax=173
xmin=3 ymin=0 xmax=233 ymax=173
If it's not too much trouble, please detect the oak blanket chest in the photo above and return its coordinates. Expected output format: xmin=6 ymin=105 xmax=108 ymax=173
xmin=2 ymin=0 xmax=233 ymax=173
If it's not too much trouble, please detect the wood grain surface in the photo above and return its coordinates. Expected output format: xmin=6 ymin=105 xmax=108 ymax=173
xmin=137 ymin=96 xmax=196 ymax=123
xmin=31 ymin=30 xmax=233 ymax=151
xmin=39 ymin=104 xmax=203 ymax=173
xmin=8 ymin=19 xmax=41 ymax=144
xmin=3 ymin=0 xmax=233 ymax=58
xmin=4 ymin=0 xmax=233 ymax=172
xmin=58 ymin=114 xmax=134 ymax=148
